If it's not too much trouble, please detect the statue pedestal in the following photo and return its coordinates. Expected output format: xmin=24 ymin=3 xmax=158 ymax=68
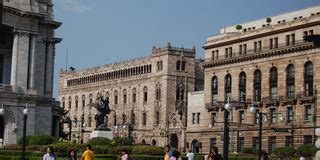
xmin=90 ymin=130 xmax=113 ymax=139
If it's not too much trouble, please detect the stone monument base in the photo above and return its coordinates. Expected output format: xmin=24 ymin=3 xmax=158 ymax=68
xmin=90 ymin=130 xmax=113 ymax=139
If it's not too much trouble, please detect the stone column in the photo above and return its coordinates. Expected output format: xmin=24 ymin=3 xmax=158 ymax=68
xmin=315 ymin=128 xmax=320 ymax=158
xmin=44 ymin=40 xmax=53 ymax=97
xmin=10 ymin=32 xmax=19 ymax=90
xmin=28 ymin=34 xmax=37 ymax=94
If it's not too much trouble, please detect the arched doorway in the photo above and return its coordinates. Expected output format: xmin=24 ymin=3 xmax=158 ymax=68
xmin=191 ymin=139 xmax=200 ymax=153
xmin=151 ymin=139 xmax=156 ymax=146
xmin=141 ymin=139 xmax=146 ymax=144
xmin=170 ymin=134 xmax=179 ymax=149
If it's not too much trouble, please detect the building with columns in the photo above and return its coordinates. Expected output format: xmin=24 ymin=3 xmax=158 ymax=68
xmin=186 ymin=5 xmax=320 ymax=154
xmin=0 ymin=0 xmax=61 ymax=144
xmin=59 ymin=43 xmax=204 ymax=149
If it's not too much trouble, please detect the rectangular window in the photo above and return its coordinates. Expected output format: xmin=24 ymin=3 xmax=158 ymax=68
xmin=211 ymin=51 xmax=215 ymax=60
xmin=258 ymin=41 xmax=262 ymax=51
xmin=274 ymin=37 xmax=278 ymax=48
xmin=287 ymin=107 xmax=293 ymax=123
xmin=286 ymin=35 xmax=290 ymax=46
xmin=253 ymin=137 xmax=259 ymax=151
xmin=270 ymin=86 xmax=278 ymax=100
xmin=197 ymin=113 xmax=200 ymax=124
xmin=304 ymin=135 xmax=313 ymax=144
xmin=304 ymin=31 xmax=308 ymax=37
xmin=239 ymin=45 xmax=242 ymax=55
xmin=309 ymin=30 xmax=314 ymax=35
xmin=68 ymin=101 xmax=71 ymax=110
xmin=239 ymin=111 xmax=244 ymax=124
xmin=211 ymin=113 xmax=216 ymax=127
xmin=239 ymin=137 xmax=245 ymax=152
xmin=133 ymin=93 xmax=136 ymax=103
xmin=254 ymin=42 xmax=257 ymax=52
xmin=291 ymin=34 xmax=295 ymax=45
xmin=268 ymin=136 xmax=276 ymax=153
xmin=82 ymin=100 xmax=85 ymax=110
xmin=210 ymin=138 xmax=217 ymax=151
xmin=123 ymin=95 xmax=127 ymax=103
xmin=305 ymin=105 xmax=312 ymax=121
xmin=192 ymin=113 xmax=195 ymax=124
xmin=114 ymin=96 xmax=118 ymax=104
xmin=75 ymin=100 xmax=78 ymax=111
xmin=285 ymin=136 xmax=293 ymax=147
xmin=225 ymin=48 xmax=229 ymax=58
xmin=243 ymin=44 xmax=247 ymax=54
xmin=215 ymin=50 xmax=219 ymax=60
xmin=270 ymin=108 xmax=276 ymax=124
xmin=229 ymin=47 xmax=233 ymax=57
xmin=287 ymin=85 xmax=295 ymax=99
xmin=269 ymin=38 xmax=273 ymax=49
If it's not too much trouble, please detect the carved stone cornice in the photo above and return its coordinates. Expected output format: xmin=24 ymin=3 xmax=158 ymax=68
xmin=3 ymin=5 xmax=45 ymax=19
xmin=204 ymin=41 xmax=314 ymax=68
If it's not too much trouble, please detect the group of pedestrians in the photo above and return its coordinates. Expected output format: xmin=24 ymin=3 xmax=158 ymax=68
xmin=42 ymin=144 xmax=94 ymax=160
xmin=42 ymin=144 xmax=131 ymax=160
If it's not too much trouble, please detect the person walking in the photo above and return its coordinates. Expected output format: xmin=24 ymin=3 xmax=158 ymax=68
xmin=120 ymin=148 xmax=131 ymax=160
xmin=211 ymin=147 xmax=222 ymax=160
xmin=66 ymin=149 xmax=78 ymax=160
xmin=80 ymin=144 xmax=94 ymax=160
xmin=186 ymin=149 xmax=194 ymax=160
xmin=43 ymin=146 xmax=57 ymax=160
xmin=164 ymin=145 xmax=172 ymax=160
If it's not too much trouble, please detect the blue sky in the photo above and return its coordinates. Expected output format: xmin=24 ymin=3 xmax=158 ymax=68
xmin=53 ymin=0 xmax=320 ymax=98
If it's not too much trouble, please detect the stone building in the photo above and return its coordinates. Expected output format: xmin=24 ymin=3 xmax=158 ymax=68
xmin=187 ymin=5 xmax=320 ymax=154
xmin=0 ymin=0 xmax=61 ymax=144
xmin=59 ymin=43 xmax=204 ymax=149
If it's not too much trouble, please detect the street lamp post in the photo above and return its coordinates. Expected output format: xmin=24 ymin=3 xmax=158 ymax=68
xmin=223 ymin=97 xmax=233 ymax=160
xmin=250 ymin=105 xmax=285 ymax=160
xmin=22 ymin=104 xmax=29 ymax=160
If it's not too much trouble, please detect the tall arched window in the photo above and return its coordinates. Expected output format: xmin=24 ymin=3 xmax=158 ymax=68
xmin=68 ymin=96 xmax=72 ymax=110
xmin=88 ymin=117 xmax=92 ymax=127
xmin=269 ymin=67 xmax=278 ymax=99
xmin=89 ymin=94 xmax=93 ymax=110
xmin=304 ymin=61 xmax=313 ymax=96
xmin=143 ymin=86 xmax=148 ymax=103
xmin=131 ymin=111 xmax=136 ymax=125
xmin=132 ymin=88 xmax=137 ymax=103
xmin=156 ymin=88 xmax=161 ymax=100
xmin=75 ymin=96 xmax=78 ymax=111
xmin=122 ymin=114 xmax=126 ymax=125
xmin=155 ymin=111 xmax=160 ymax=125
xmin=142 ymin=112 xmax=147 ymax=126
xmin=176 ymin=61 xmax=181 ymax=70
xmin=105 ymin=92 xmax=110 ymax=103
xmin=225 ymin=74 xmax=232 ymax=101
xmin=286 ymin=64 xmax=295 ymax=99
xmin=123 ymin=89 xmax=127 ymax=104
xmin=211 ymin=76 xmax=218 ymax=104
xmin=254 ymin=69 xmax=262 ymax=101
xmin=239 ymin=72 xmax=246 ymax=102
xmin=114 ymin=90 xmax=118 ymax=104
xmin=81 ymin=95 xmax=85 ymax=111
xmin=181 ymin=61 xmax=186 ymax=71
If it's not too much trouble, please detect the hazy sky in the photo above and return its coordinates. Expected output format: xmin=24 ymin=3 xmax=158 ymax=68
xmin=53 ymin=0 xmax=320 ymax=98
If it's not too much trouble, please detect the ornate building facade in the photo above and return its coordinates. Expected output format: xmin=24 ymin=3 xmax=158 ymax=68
xmin=0 ymin=0 xmax=62 ymax=144
xmin=187 ymin=5 xmax=320 ymax=154
xmin=59 ymin=43 xmax=204 ymax=149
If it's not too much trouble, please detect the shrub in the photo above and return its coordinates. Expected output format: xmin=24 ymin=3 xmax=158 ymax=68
xmin=17 ymin=135 xmax=58 ymax=146
xmin=132 ymin=145 xmax=164 ymax=155
xmin=242 ymin=147 xmax=256 ymax=154
xmin=87 ymin=137 xmax=111 ymax=146
xmin=2 ymin=144 xmax=21 ymax=150
xmin=273 ymin=147 xmax=295 ymax=158
xmin=296 ymin=144 xmax=318 ymax=157
xmin=92 ymin=145 xmax=111 ymax=154
xmin=110 ymin=145 xmax=133 ymax=154
xmin=49 ymin=142 xmax=85 ymax=154
xmin=111 ymin=137 xmax=133 ymax=146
